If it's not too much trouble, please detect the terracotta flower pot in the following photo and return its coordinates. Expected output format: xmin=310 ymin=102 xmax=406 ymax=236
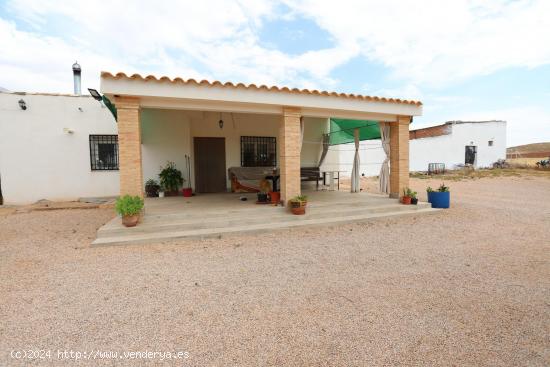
xmin=402 ymin=196 xmax=412 ymax=205
xmin=289 ymin=200 xmax=307 ymax=215
xmin=122 ymin=214 xmax=140 ymax=227
xmin=291 ymin=206 xmax=306 ymax=215
xmin=269 ymin=191 xmax=280 ymax=204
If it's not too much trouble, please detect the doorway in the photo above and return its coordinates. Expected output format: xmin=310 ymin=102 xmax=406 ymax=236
xmin=194 ymin=137 xmax=227 ymax=193
xmin=465 ymin=145 xmax=477 ymax=165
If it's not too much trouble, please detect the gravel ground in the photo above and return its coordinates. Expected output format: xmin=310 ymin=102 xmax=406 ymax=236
xmin=1 ymin=176 xmax=549 ymax=366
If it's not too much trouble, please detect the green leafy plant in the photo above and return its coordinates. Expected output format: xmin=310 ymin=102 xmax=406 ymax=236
xmin=290 ymin=195 xmax=308 ymax=203
xmin=145 ymin=179 xmax=160 ymax=197
xmin=410 ymin=190 xmax=418 ymax=199
xmin=115 ymin=195 xmax=144 ymax=216
xmin=403 ymin=187 xmax=414 ymax=197
xmin=438 ymin=183 xmax=450 ymax=192
xmin=158 ymin=161 xmax=184 ymax=192
xmin=426 ymin=186 xmax=434 ymax=193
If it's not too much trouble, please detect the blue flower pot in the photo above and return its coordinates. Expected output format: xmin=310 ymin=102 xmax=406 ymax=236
xmin=428 ymin=191 xmax=450 ymax=209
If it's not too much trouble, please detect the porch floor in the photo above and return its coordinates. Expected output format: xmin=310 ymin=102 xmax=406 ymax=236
xmin=93 ymin=191 xmax=438 ymax=246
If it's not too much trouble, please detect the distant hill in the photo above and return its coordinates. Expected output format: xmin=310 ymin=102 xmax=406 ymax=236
xmin=507 ymin=143 xmax=550 ymax=158
xmin=0 ymin=86 xmax=9 ymax=92
xmin=508 ymin=142 xmax=550 ymax=154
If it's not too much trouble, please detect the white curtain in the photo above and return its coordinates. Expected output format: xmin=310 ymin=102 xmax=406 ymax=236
xmin=351 ymin=128 xmax=360 ymax=193
xmin=379 ymin=122 xmax=390 ymax=194
xmin=318 ymin=134 xmax=330 ymax=167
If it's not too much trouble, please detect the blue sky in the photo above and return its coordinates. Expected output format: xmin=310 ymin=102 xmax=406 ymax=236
xmin=1 ymin=0 xmax=549 ymax=146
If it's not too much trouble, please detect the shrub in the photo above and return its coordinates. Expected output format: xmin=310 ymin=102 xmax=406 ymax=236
xmin=426 ymin=186 xmax=434 ymax=193
xmin=145 ymin=179 xmax=160 ymax=197
xmin=115 ymin=195 xmax=144 ymax=216
xmin=158 ymin=161 xmax=184 ymax=192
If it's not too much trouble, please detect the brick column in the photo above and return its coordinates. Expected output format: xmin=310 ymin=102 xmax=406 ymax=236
xmin=280 ymin=107 xmax=302 ymax=204
xmin=389 ymin=116 xmax=410 ymax=198
xmin=115 ymin=96 xmax=143 ymax=198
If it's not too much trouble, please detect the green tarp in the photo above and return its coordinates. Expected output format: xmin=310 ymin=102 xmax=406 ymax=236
xmin=328 ymin=119 xmax=380 ymax=145
xmin=102 ymin=95 xmax=117 ymax=121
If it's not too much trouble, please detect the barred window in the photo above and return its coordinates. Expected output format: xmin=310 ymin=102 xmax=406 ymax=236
xmin=240 ymin=136 xmax=276 ymax=167
xmin=89 ymin=135 xmax=119 ymax=170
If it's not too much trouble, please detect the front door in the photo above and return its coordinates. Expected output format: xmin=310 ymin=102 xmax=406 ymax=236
xmin=465 ymin=145 xmax=477 ymax=165
xmin=194 ymin=137 xmax=226 ymax=193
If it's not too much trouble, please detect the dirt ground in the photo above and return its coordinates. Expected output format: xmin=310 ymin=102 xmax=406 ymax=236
xmin=1 ymin=175 xmax=549 ymax=366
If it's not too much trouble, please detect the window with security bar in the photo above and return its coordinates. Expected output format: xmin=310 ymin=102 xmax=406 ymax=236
xmin=240 ymin=136 xmax=277 ymax=167
xmin=89 ymin=135 xmax=119 ymax=170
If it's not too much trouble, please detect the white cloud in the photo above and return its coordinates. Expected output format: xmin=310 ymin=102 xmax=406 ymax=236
xmin=284 ymin=0 xmax=550 ymax=86
xmin=1 ymin=0 xmax=549 ymax=101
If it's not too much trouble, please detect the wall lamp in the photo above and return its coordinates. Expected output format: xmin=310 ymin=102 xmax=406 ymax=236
xmin=18 ymin=99 xmax=27 ymax=110
xmin=218 ymin=112 xmax=224 ymax=129
xmin=88 ymin=88 xmax=103 ymax=101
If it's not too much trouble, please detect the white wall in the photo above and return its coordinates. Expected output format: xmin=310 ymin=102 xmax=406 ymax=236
xmin=140 ymin=109 xmax=327 ymax=191
xmin=449 ymin=121 xmax=507 ymax=168
xmin=410 ymin=121 xmax=507 ymax=171
xmin=0 ymin=93 xmax=119 ymax=204
xmin=141 ymin=109 xmax=192 ymax=187
xmin=332 ymin=121 xmax=507 ymax=176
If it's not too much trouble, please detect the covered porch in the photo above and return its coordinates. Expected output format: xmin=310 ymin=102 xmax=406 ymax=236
xmin=96 ymin=72 xmax=427 ymax=244
xmin=101 ymin=72 xmax=422 ymax=203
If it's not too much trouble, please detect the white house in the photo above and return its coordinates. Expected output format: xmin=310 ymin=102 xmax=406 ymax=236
xmin=328 ymin=120 xmax=507 ymax=176
xmin=2 ymin=57 xmax=426 ymax=205
xmin=0 ymin=92 xmax=120 ymax=204
xmin=0 ymin=91 xmax=331 ymax=204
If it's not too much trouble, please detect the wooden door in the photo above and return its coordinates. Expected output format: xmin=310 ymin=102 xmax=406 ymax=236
xmin=194 ymin=137 xmax=226 ymax=193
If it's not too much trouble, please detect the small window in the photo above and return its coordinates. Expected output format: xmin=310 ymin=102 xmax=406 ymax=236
xmin=89 ymin=135 xmax=119 ymax=170
xmin=488 ymin=140 xmax=494 ymax=146
xmin=240 ymin=136 xmax=276 ymax=167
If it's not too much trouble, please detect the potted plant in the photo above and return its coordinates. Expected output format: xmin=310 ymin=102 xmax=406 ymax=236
xmin=257 ymin=191 xmax=269 ymax=203
xmin=269 ymin=191 xmax=280 ymax=205
xmin=145 ymin=179 xmax=160 ymax=197
xmin=115 ymin=195 xmax=144 ymax=227
xmin=410 ymin=190 xmax=418 ymax=205
xmin=427 ymin=183 xmax=450 ymax=208
xmin=401 ymin=187 xmax=412 ymax=205
xmin=289 ymin=195 xmax=308 ymax=215
xmin=158 ymin=161 xmax=184 ymax=196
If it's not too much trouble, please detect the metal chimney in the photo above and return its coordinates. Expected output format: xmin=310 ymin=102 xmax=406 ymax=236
xmin=72 ymin=61 xmax=81 ymax=95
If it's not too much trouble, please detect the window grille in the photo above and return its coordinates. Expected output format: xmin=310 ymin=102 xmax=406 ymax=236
xmin=240 ymin=136 xmax=276 ymax=167
xmin=89 ymin=135 xmax=119 ymax=170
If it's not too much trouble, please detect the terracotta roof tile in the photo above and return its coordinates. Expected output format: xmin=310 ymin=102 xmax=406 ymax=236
xmin=101 ymin=71 xmax=423 ymax=106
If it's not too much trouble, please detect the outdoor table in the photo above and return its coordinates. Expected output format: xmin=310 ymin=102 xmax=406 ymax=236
xmin=265 ymin=175 xmax=280 ymax=192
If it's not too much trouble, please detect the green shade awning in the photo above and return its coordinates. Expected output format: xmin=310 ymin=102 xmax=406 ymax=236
xmin=328 ymin=119 xmax=380 ymax=145
xmin=102 ymin=95 xmax=117 ymax=121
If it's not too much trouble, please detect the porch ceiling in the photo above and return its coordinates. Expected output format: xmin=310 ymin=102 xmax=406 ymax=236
xmin=100 ymin=72 xmax=423 ymax=122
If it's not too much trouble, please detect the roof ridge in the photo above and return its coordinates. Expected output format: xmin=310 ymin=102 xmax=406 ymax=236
xmin=100 ymin=71 xmax=422 ymax=106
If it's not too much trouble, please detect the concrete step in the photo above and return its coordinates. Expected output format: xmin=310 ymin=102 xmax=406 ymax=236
xmin=92 ymin=205 xmax=439 ymax=246
xmin=100 ymin=196 xmax=403 ymax=228
xmin=126 ymin=196 xmax=400 ymax=222
xmin=97 ymin=201 xmax=431 ymax=238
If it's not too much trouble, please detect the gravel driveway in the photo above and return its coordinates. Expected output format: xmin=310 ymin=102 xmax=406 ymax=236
xmin=1 ymin=176 xmax=549 ymax=366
